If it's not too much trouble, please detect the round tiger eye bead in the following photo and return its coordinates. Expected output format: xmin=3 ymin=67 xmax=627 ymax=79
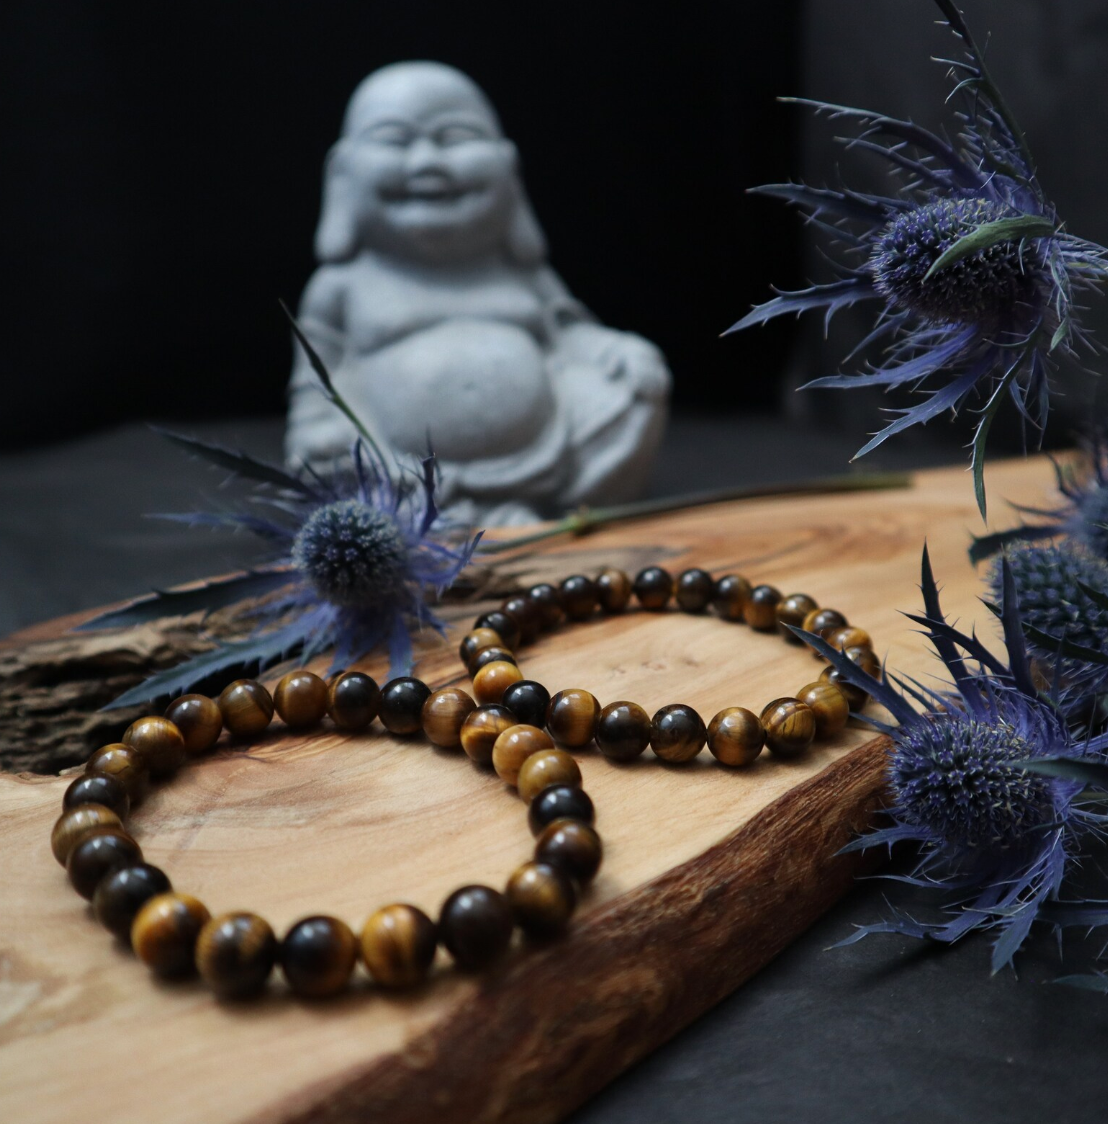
xmin=164 ymin=694 xmax=223 ymax=755
xmin=216 ymin=680 xmax=274 ymax=739
xmin=796 ymin=681 xmax=850 ymax=738
xmin=744 ymin=585 xmax=782 ymax=631
xmin=528 ymin=784 xmax=595 ymax=836
xmin=281 ymin=915 xmax=359 ymax=999
xmin=196 ymin=911 xmax=278 ymax=999
xmin=51 ymin=804 xmax=123 ymax=865
xmin=132 ymin=892 xmax=211 ymax=977
xmin=274 ymin=670 xmax=329 ymax=729
xmin=492 ymin=724 xmax=554 ymax=786
xmin=471 ymin=646 xmax=518 ymax=673
xmin=706 ymin=707 xmax=766 ymax=767
xmin=123 ymin=715 xmax=186 ymax=776
xmin=474 ymin=610 xmax=522 ymax=651
xmin=760 ymin=697 xmax=817 ymax=758
xmin=380 ymin=677 xmax=432 ymax=735
xmin=64 ymin=772 xmax=129 ymax=820
xmin=472 ymin=659 xmax=524 ymax=705
xmin=596 ymin=568 xmax=633 ymax=614
xmin=67 ymin=829 xmax=142 ymax=900
xmin=421 ymin=687 xmax=477 ymax=748
xmin=633 ymin=566 xmax=673 ymax=610
xmin=546 ymin=688 xmax=601 ymax=748
xmin=596 ymin=700 xmax=652 ymax=762
xmin=361 ymin=903 xmax=438 ymax=988
xmin=502 ymin=595 xmax=542 ymax=645
xmin=819 ymin=665 xmax=869 ymax=710
xmin=675 ymin=568 xmax=715 ymax=613
xmin=93 ymin=862 xmax=172 ymax=940
xmin=438 ymin=886 xmax=514 ymax=971
xmin=327 ymin=671 xmax=382 ymax=731
xmin=501 ymin=679 xmax=551 ymax=728
xmin=528 ymin=582 xmax=566 ymax=629
xmin=459 ymin=704 xmax=516 ymax=766
xmin=649 ymin=703 xmax=707 ymax=763
xmin=826 ymin=626 xmax=874 ymax=653
xmin=535 ymin=819 xmax=603 ymax=884
xmin=802 ymin=607 xmax=848 ymax=641
xmin=844 ymin=644 xmax=881 ymax=677
xmin=713 ymin=574 xmax=752 ymax=621
xmin=559 ymin=574 xmax=599 ymax=621
xmin=460 ymin=627 xmax=506 ymax=668
xmin=776 ymin=593 xmax=819 ymax=642
xmin=86 ymin=743 xmax=148 ymax=802
xmin=507 ymin=861 xmax=577 ymax=937
xmin=517 ymin=748 xmax=582 ymax=805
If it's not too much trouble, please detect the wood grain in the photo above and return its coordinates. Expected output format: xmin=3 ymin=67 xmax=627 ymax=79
xmin=0 ymin=456 xmax=1057 ymax=1124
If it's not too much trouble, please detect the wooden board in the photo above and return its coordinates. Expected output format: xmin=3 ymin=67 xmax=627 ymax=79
xmin=0 ymin=457 xmax=1053 ymax=1124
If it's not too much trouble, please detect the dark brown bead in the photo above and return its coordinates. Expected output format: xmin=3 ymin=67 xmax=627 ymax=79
xmin=501 ymin=680 xmax=551 ymax=728
xmin=474 ymin=610 xmax=522 ymax=651
xmin=844 ymin=644 xmax=881 ymax=677
xmin=216 ymin=680 xmax=274 ymax=739
xmin=281 ymin=915 xmax=359 ymax=999
xmin=528 ymin=582 xmax=566 ymax=629
xmin=517 ymin=748 xmax=581 ymax=805
xmin=361 ymin=903 xmax=438 ymax=988
xmin=506 ymin=861 xmax=576 ymax=937
xmin=675 ymin=568 xmax=715 ymax=613
xmin=165 ymin=694 xmax=223 ymax=755
xmin=64 ymin=773 xmax=129 ymax=820
xmin=459 ymin=705 xmax=516 ymax=766
xmin=422 ymin=687 xmax=477 ymax=748
xmin=706 ymin=707 xmax=765 ymax=767
xmin=528 ymin=784 xmax=595 ymax=836
xmin=86 ymin=743 xmax=148 ymax=802
xmin=327 ymin=670 xmax=382 ymax=731
xmin=471 ymin=646 xmax=518 ymax=673
xmin=502 ymin=595 xmax=542 ymax=645
xmin=802 ymin=607 xmax=848 ymax=641
xmin=596 ymin=568 xmax=633 ymax=614
xmin=472 ymin=659 xmax=524 ymax=705
xmin=535 ymin=819 xmax=603 ymax=884
xmin=123 ymin=716 xmax=186 ymax=777
xmin=274 ymin=670 xmax=329 ymax=728
xmin=760 ymin=697 xmax=816 ymax=758
xmin=744 ymin=584 xmax=782 ymax=631
xmin=93 ymin=862 xmax=172 ymax=941
xmin=131 ymin=892 xmax=211 ymax=977
xmin=438 ymin=885 xmax=514 ymax=971
xmin=819 ymin=665 xmax=869 ymax=710
xmin=67 ymin=829 xmax=142 ymax=900
xmin=713 ymin=574 xmax=753 ymax=621
xmin=546 ymin=688 xmax=601 ymax=748
xmin=796 ymin=681 xmax=850 ymax=738
xmin=379 ymin=677 xmax=432 ymax=735
xmin=826 ymin=626 xmax=874 ymax=653
xmin=460 ymin=627 xmax=507 ymax=668
xmin=492 ymin=724 xmax=554 ymax=786
xmin=633 ymin=566 xmax=674 ymax=610
xmin=559 ymin=574 xmax=599 ymax=621
xmin=596 ymin=700 xmax=652 ymax=762
xmin=51 ymin=804 xmax=123 ymax=866
xmin=776 ymin=593 xmax=819 ymax=643
xmin=649 ymin=703 xmax=707 ymax=763
xmin=196 ymin=911 xmax=278 ymax=999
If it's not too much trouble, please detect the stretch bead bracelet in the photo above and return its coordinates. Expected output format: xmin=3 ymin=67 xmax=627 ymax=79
xmin=51 ymin=564 xmax=874 ymax=1002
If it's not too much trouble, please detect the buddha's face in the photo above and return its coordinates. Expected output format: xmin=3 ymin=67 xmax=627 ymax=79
xmin=338 ymin=64 xmax=518 ymax=263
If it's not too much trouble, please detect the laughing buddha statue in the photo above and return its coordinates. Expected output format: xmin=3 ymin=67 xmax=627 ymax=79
xmin=285 ymin=62 xmax=671 ymax=524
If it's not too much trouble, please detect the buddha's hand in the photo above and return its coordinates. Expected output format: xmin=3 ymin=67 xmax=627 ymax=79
xmin=554 ymin=322 xmax=671 ymax=403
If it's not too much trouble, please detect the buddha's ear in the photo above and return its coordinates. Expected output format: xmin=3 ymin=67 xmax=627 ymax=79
xmin=314 ymin=143 xmax=359 ymax=262
xmin=504 ymin=144 xmax=548 ymax=267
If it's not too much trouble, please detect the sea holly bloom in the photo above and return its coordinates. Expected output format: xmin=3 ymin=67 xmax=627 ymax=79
xmin=728 ymin=0 xmax=1108 ymax=519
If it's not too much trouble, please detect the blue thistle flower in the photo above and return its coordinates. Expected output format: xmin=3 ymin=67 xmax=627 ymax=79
xmin=726 ymin=0 xmax=1108 ymax=519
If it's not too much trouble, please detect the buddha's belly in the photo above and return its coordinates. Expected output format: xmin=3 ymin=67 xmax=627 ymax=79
xmin=345 ymin=320 xmax=554 ymax=461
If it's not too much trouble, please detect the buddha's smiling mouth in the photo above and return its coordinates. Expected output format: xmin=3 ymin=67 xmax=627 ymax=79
xmin=381 ymin=175 xmax=479 ymax=203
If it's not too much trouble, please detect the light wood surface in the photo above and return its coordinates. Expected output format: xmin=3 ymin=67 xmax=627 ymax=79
xmin=0 ymin=456 xmax=1053 ymax=1124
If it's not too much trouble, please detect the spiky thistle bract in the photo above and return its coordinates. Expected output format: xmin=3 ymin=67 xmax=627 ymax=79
xmin=727 ymin=0 xmax=1108 ymax=520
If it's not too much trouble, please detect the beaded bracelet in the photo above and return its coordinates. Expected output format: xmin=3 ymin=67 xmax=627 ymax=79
xmin=50 ymin=564 xmax=876 ymax=1002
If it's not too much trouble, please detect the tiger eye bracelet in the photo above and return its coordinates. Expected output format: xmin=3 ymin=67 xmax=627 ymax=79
xmin=52 ymin=564 xmax=875 ymax=1002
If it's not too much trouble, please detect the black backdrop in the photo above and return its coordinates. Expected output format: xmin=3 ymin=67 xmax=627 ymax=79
xmin=2 ymin=1 xmax=802 ymax=450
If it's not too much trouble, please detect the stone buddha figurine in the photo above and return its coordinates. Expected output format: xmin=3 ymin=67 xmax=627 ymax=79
xmin=285 ymin=61 xmax=671 ymax=524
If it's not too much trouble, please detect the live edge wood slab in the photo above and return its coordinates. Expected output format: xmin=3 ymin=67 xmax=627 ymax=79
xmin=0 ymin=457 xmax=1053 ymax=1124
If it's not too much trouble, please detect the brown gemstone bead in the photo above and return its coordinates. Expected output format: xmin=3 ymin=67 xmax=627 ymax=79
xmin=274 ymin=670 xmax=329 ymax=728
xmin=596 ymin=568 xmax=633 ymax=614
xmin=492 ymin=724 xmax=554 ymax=786
xmin=844 ymin=644 xmax=881 ymax=677
xmin=802 ymin=607 xmax=849 ymax=641
xmin=501 ymin=680 xmax=551 ymax=728
xmin=216 ymin=679 xmax=274 ymax=739
xmin=528 ymin=785 xmax=595 ymax=836
xmin=327 ymin=671 xmax=381 ymax=731
xmin=502 ymin=595 xmax=542 ymax=645
xmin=596 ymin=700 xmax=652 ymax=762
xmin=132 ymin=892 xmax=211 ymax=977
xmin=675 ymin=568 xmax=715 ymax=613
xmin=123 ymin=715 xmax=186 ymax=777
xmin=517 ymin=748 xmax=582 ymax=805
xmin=67 ymin=829 xmax=142 ymax=900
xmin=826 ymin=626 xmax=874 ymax=653
xmin=633 ymin=566 xmax=674 ymax=610
xmin=546 ymin=688 xmax=601 ymax=748
xmin=51 ymin=804 xmax=123 ymax=865
xmin=650 ymin=703 xmax=707 ymax=763
xmin=713 ymin=574 xmax=753 ymax=621
xmin=472 ymin=659 xmax=524 ymax=705
xmin=776 ymin=593 xmax=819 ymax=643
xmin=438 ymin=885 xmax=514 ymax=971
xmin=560 ymin=574 xmax=599 ymax=621
xmin=63 ymin=772 xmax=129 ymax=820
xmin=528 ymin=582 xmax=566 ymax=629
xmin=86 ymin=743 xmax=148 ymax=802
xmin=379 ymin=677 xmax=432 ymax=735
xmin=796 ymin=681 xmax=850 ymax=738
xmin=459 ymin=704 xmax=516 ymax=765
xmin=196 ymin=911 xmax=278 ymax=999
xmin=474 ymin=610 xmax=522 ymax=651
xmin=506 ymin=861 xmax=577 ymax=938
xmin=421 ymin=687 xmax=477 ymax=748
xmin=706 ymin=707 xmax=766 ymax=767
xmin=760 ymin=697 xmax=817 ymax=758
xmin=164 ymin=694 xmax=223 ymax=755
xmin=93 ymin=862 xmax=172 ymax=941
xmin=471 ymin=646 xmax=518 ymax=673
xmin=281 ymin=915 xmax=359 ymax=999
xmin=744 ymin=585 xmax=782 ymax=631
xmin=460 ymin=627 xmax=507 ymax=668
xmin=361 ymin=903 xmax=438 ymax=988
xmin=819 ymin=665 xmax=869 ymax=710
xmin=535 ymin=819 xmax=603 ymax=884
